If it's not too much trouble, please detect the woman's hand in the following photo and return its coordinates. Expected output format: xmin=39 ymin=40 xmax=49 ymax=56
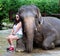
xmin=10 ymin=29 xmax=14 ymax=35
xmin=12 ymin=32 xmax=16 ymax=35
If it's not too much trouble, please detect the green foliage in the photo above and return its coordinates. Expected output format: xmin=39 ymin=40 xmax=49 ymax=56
xmin=0 ymin=0 xmax=60 ymax=24
xmin=2 ymin=18 xmax=10 ymax=24
xmin=34 ymin=0 xmax=59 ymax=14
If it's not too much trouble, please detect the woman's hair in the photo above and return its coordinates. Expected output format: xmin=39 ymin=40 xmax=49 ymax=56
xmin=14 ymin=12 xmax=21 ymax=25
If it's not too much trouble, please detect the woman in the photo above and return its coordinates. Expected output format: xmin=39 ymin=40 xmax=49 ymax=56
xmin=7 ymin=13 xmax=23 ymax=51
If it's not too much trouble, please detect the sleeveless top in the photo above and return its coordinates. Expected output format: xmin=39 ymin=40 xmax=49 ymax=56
xmin=13 ymin=24 xmax=23 ymax=35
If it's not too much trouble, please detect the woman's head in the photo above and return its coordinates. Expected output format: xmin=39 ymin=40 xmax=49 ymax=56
xmin=16 ymin=14 xmax=19 ymax=21
xmin=14 ymin=13 xmax=21 ymax=25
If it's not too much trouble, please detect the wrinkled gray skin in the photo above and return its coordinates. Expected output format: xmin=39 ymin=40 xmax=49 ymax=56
xmin=16 ymin=5 xmax=60 ymax=52
xmin=35 ymin=17 xmax=60 ymax=50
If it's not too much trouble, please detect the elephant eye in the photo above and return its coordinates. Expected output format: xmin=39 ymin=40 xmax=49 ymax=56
xmin=35 ymin=15 xmax=38 ymax=18
xmin=20 ymin=16 xmax=24 ymax=20
xmin=20 ymin=16 xmax=24 ymax=22
xmin=38 ymin=20 xmax=41 ymax=24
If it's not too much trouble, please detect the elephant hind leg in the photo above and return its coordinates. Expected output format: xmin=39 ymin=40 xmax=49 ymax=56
xmin=15 ymin=38 xmax=25 ymax=52
xmin=42 ymin=33 xmax=56 ymax=50
xmin=42 ymin=28 xmax=58 ymax=50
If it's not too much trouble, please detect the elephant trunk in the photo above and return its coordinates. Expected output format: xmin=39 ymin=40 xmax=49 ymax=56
xmin=24 ymin=16 xmax=35 ymax=52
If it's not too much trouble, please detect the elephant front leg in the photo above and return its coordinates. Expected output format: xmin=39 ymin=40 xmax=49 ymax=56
xmin=15 ymin=38 xmax=25 ymax=52
xmin=42 ymin=32 xmax=57 ymax=50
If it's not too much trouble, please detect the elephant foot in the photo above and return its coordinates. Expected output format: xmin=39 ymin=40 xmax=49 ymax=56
xmin=26 ymin=48 xmax=32 ymax=53
xmin=51 ymin=43 xmax=55 ymax=49
xmin=15 ymin=39 xmax=26 ymax=52
xmin=26 ymin=50 xmax=31 ymax=53
xmin=43 ymin=42 xmax=55 ymax=50
xmin=26 ymin=45 xmax=33 ymax=53
xmin=15 ymin=48 xmax=25 ymax=52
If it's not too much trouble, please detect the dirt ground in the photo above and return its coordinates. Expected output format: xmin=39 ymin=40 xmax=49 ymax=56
xmin=0 ymin=29 xmax=60 ymax=56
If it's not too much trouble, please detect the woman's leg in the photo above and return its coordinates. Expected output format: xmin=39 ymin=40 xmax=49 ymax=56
xmin=7 ymin=34 xmax=19 ymax=47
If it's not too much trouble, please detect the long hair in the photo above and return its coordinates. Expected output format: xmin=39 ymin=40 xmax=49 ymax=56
xmin=14 ymin=12 xmax=21 ymax=25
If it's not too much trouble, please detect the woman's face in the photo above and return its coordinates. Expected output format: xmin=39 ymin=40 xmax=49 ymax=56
xmin=16 ymin=15 xmax=19 ymax=21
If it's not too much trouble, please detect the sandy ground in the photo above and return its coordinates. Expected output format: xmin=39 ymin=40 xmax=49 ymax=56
xmin=0 ymin=29 xmax=60 ymax=56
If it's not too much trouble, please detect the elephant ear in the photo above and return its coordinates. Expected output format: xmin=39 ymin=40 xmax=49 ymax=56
xmin=35 ymin=7 xmax=43 ymax=31
xmin=36 ymin=7 xmax=42 ymax=24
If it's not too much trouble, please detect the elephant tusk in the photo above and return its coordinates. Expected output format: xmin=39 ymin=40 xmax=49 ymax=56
xmin=35 ymin=28 xmax=37 ymax=31
xmin=41 ymin=19 xmax=43 ymax=25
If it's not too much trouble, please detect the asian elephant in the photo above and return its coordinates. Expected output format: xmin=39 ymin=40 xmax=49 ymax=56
xmin=16 ymin=5 xmax=60 ymax=52
xmin=16 ymin=5 xmax=41 ymax=52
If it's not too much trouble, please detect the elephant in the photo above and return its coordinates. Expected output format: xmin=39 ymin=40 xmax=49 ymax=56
xmin=16 ymin=5 xmax=42 ymax=52
xmin=16 ymin=5 xmax=60 ymax=52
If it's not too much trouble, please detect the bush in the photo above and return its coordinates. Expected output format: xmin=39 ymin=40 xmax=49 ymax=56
xmin=0 ymin=0 xmax=60 ymax=23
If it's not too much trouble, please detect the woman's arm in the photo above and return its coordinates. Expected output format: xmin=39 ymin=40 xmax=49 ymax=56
xmin=10 ymin=28 xmax=14 ymax=35
xmin=13 ymin=22 xmax=22 ymax=34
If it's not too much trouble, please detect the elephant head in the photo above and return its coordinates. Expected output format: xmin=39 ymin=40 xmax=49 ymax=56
xmin=18 ymin=5 xmax=41 ymax=52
